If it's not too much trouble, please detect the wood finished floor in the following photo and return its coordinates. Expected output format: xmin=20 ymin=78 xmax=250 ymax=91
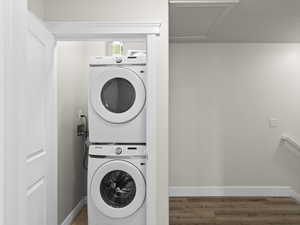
xmin=71 ymin=207 xmax=87 ymax=225
xmin=72 ymin=197 xmax=300 ymax=225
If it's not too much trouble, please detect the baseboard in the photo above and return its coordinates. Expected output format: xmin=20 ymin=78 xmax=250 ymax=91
xmin=290 ymin=190 xmax=300 ymax=201
xmin=169 ymin=186 xmax=299 ymax=198
xmin=61 ymin=196 xmax=87 ymax=225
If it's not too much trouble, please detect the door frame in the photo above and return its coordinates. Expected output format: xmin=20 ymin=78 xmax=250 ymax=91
xmin=47 ymin=21 xmax=161 ymax=225
xmin=0 ymin=0 xmax=5 ymax=223
xmin=2 ymin=0 xmax=28 ymax=224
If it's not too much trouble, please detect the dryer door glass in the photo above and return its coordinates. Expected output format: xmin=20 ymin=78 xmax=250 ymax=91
xmin=101 ymin=78 xmax=136 ymax=114
xmin=91 ymin=67 xmax=146 ymax=123
xmin=100 ymin=170 xmax=136 ymax=208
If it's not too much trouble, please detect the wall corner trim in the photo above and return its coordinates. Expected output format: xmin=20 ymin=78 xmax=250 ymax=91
xmin=61 ymin=197 xmax=87 ymax=225
xmin=169 ymin=186 xmax=300 ymax=198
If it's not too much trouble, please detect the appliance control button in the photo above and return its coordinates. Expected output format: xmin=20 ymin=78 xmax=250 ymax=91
xmin=115 ymin=57 xmax=123 ymax=63
xmin=115 ymin=147 xmax=122 ymax=155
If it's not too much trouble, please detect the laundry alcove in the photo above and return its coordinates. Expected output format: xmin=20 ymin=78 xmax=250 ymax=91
xmin=49 ymin=21 xmax=161 ymax=225
xmin=56 ymin=39 xmax=147 ymax=224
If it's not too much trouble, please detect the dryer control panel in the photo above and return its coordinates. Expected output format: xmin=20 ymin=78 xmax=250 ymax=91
xmin=89 ymin=145 xmax=146 ymax=157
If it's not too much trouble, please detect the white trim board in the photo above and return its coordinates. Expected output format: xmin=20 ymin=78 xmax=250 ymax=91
xmin=169 ymin=0 xmax=240 ymax=6
xmin=146 ymin=34 xmax=159 ymax=225
xmin=46 ymin=21 xmax=161 ymax=40
xmin=61 ymin=197 xmax=87 ymax=225
xmin=169 ymin=186 xmax=300 ymax=199
xmin=0 ymin=0 xmax=5 ymax=223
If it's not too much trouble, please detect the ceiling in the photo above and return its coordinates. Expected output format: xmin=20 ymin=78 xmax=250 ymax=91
xmin=170 ymin=0 xmax=300 ymax=42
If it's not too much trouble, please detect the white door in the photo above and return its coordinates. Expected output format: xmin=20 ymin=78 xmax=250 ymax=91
xmin=25 ymin=13 xmax=57 ymax=225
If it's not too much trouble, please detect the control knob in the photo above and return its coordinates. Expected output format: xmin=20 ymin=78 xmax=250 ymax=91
xmin=115 ymin=57 xmax=123 ymax=63
xmin=115 ymin=147 xmax=122 ymax=155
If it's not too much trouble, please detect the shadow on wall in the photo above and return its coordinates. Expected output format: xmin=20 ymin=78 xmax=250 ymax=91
xmin=274 ymin=140 xmax=300 ymax=179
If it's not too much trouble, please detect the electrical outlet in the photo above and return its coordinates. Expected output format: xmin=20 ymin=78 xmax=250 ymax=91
xmin=78 ymin=109 xmax=84 ymax=120
xmin=269 ymin=118 xmax=279 ymax=128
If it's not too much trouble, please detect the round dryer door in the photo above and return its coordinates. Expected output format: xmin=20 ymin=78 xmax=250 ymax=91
xmin=90 ymin=67 xmax=146 ymax=124
xmin=91 ymin=160 xmax=146 ymax=218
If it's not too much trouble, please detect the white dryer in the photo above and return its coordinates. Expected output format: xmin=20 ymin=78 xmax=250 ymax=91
xmin=88 ymin=145 xmax=146 ymax=225
xmin=88 ymin=55 xmax=146 ymax=144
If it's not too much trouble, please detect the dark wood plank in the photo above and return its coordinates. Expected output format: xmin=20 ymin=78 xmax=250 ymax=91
xmin=72 ymin=197 xmax=300 ymax=225
xmin=170 ymin=197 xmax=300 ymax=225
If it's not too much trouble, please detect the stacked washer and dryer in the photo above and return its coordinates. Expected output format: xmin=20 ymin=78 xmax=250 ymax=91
xmin=88 ymin=54 xmax=147 ymax=225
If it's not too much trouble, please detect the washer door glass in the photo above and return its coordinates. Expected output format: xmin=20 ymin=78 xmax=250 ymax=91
xmin=100 ymin=170 xmax=136 ymax=208
xmin=90 ymin=67 xmax=146 ymax=124
xmin=91 ymin=160 xmax=146 ymax=218
xmin=101 ymin=78 xmax=136 ymax=114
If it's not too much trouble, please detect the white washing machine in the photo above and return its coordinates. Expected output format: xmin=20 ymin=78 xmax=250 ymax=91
xmin=88 ymin=145 xmax=146 ymax=225
xmin=88 ymin=55 xmax=146 ymax=144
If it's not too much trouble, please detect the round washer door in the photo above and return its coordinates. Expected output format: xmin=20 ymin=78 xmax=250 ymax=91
xmin=91 ymin=160 xmax=146 ymax=218
xmin=91 ymin=67 xmax=146 ymax=124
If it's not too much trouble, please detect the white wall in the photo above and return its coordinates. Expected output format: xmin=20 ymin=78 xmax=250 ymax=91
xmin=170 ymin=43 xmax=300 ymax=193
xmin=28 ymin=0 xmax=45 ymax=19
xmin=56 ymin=41 xmax=106 ymax=223
xmin=45 ymin=1 xmax=169 ymax=225
xmin=57 ymin=41 xmax=87 ymax=224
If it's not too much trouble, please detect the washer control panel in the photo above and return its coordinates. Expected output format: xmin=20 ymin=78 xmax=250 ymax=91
xmin=89 ymin=145 xmax=146 ymax=157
